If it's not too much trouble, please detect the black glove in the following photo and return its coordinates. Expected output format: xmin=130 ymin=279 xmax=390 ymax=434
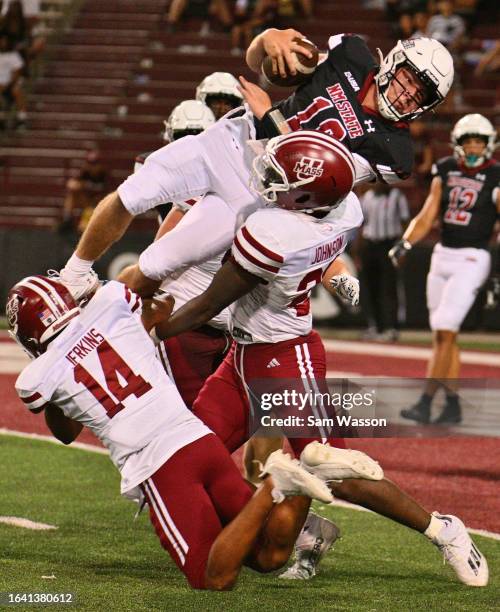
xmin=388 ymin=239 xmax=412 ymax=268
xmin=485 ymin=275 xmax=500 ymax=310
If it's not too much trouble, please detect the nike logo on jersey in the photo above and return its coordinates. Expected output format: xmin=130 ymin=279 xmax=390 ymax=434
xmin=344 ymin=71 xmax=360 ymax=92
xmin=266 ymin=358 xmax=281 ymax=368
xmin=326 ymin=83 xmax=364 ymax=139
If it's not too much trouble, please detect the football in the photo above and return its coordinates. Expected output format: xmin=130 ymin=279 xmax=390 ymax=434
xmin=261 ymin=37 xmax=319 ymax=88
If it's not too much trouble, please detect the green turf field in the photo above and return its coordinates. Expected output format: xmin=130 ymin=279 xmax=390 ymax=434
xmin=1 ymin=435 xmax=499 ymax=612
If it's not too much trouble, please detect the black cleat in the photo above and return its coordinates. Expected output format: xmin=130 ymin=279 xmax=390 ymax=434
xmin=434 ymin=403 xmax=462 ymax=424
xmin=400 ymin=402 xmax=431 ymax=424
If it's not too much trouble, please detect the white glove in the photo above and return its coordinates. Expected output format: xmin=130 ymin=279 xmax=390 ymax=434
xmin=57 ymin=267 xmax=100 ymax=302
xmin=330 ymin=274 xmax=360 ymax=306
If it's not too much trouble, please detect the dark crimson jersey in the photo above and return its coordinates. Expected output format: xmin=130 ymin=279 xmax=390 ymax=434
xmin=257 ymin=33 xmax=414 ymax=184
xmin=432 ymin=156 xmax=500 ymax=249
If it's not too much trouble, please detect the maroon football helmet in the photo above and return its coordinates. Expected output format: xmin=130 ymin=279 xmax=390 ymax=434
xmin=252 ymin=130 xmax=355 ymax=211
xmin=6 ymin=275 xmax=80 ymax=358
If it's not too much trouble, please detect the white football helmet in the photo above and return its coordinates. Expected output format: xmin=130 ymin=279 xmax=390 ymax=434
xmin=451 ymin=114 xmax=497 ymax=168
xmin=195 ymin=72 xmax=244 ymax=108
xmin=163 ymin=100 xmax=215 ymax=142
xmin=375 ymin=38 xmax=454 ymax=121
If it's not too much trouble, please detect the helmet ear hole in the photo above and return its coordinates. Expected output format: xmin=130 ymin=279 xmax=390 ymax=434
xmin=295 ymin=194 xmax=311 ymax=204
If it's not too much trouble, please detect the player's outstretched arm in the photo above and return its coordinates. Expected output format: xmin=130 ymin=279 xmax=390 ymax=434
xmin=155 ymin=260 xmax=261 ymax=339
xmin=44 ymin=404 xmax=83 ymax=445
xmin=205 ymin=477 xmax=308 ymax=590
xmin=403 ymin=176 xmax=442 ymax=245
xmin=389 ymin=177 xmax=442 ymax=267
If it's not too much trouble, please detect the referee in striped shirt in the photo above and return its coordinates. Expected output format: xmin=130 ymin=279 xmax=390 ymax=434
xmin=358 ymin=184 xmax=409 ymax=341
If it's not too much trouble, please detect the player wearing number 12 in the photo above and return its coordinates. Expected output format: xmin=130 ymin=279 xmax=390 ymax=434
xmin=389 ymin=114 xmax=500 ymax=424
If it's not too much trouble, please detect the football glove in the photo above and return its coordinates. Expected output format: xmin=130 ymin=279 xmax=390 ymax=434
xmin=485 ymin=275 xmax=500 ymax=310
xmin=330 ymin=274 xmax=360 ymax=306
xmin=388 ymin=239 xmax=412 ymax=268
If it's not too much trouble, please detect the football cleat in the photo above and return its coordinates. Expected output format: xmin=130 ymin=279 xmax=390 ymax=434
xmin=400 ymin=400 xmax=431 ymax=424
xmin=434 ymin=403 xmax=462 ymax=424
xmin=57 ymin=267 xmax=100 ymax=302
xmin=260 ymin=450 xmax=334 ymax=504
xmin=426 ymin=512 xmax=488 ymax=587
xmin=279 ymin=512 xmax=340 ymax=580
xmin=300 ymin=442 xmax=384 ymax=482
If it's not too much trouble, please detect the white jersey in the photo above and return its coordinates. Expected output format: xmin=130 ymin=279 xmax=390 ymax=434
xmin=15 ymin=281 xmax=210 ymax=496
xmin=133 ymin=157 xmax=230 ymax=330
xmin=230 ymin=193 xmax=363 ymax=343
xmin=159 ymin=200 xmax=229 ymax=330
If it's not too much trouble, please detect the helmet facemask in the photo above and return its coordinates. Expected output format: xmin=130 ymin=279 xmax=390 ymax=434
xmin=375 ymin=39 xmax=453 ymax=121
xmin=451 ymin=114 xmax=497 ymax=168
xmin=251 ymin=147 xmax=315 ymax=206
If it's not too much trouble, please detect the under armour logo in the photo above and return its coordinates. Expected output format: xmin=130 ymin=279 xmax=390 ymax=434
xmin=364 ymin=119 xmax=375 ymax=133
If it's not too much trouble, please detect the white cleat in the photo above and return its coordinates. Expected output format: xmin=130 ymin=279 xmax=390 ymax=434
xmin=426 ymin=512 xmax=489 ymax=587
xmin=279 ymin=512 xmax=340 ymax=580
xmin=260 ymin=450 xmax=334 ymax=504
xmin=56 ymin=268 xmax=100 ymax=302
xmin=300 ymin=442 xmax=384 ymax=482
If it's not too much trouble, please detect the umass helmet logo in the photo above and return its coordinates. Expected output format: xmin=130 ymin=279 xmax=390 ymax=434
xmin=294 ymin=156 xmax=325 ymax=180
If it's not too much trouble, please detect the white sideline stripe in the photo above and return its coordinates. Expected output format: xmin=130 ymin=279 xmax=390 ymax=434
xmin=322 ymin=339 xmax=500 ymax=367
xmin=0 ymin=516 xmax=58 ymax=530
xmin=0 ymin=428 xmax=108 ymax=455
xmin=328 ymin=499 xmax=500 ymax=540
xmin=468 ymin=528 xmax=500 ymax=542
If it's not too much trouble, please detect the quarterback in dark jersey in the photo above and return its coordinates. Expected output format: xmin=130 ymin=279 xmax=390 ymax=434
xmin=245 ymin=29 xmax=454 ymax=184
xmin=389 ymin=114 xmax=500 ymax=424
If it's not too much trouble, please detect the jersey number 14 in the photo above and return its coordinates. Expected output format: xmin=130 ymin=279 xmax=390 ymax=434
xmin=74 ymin=340 xmax=152 ymax=418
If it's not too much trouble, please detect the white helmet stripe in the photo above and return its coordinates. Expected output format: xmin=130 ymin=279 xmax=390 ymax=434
xmin=22 ymin=278 xmax=61 ymax=317
xmin=29 ymin=276 xmax=68 ymax=311
xmin=22 ymin=277 xmax=67 ymax=316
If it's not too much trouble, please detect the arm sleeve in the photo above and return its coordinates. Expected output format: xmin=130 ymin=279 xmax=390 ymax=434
xmin=16 ymin=389 xmax=47 ymax=412
xmin=232 ymin=217 xmax=285 ymax=283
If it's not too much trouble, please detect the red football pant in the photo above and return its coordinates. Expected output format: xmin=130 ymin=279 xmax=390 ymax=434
xmin=156 ymin=327 xmax=230 ymax=408
xmin=192 ymin=330 xmax=345 ymax=456
xmin=141 ymin=434 xmax=253 ymax=589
